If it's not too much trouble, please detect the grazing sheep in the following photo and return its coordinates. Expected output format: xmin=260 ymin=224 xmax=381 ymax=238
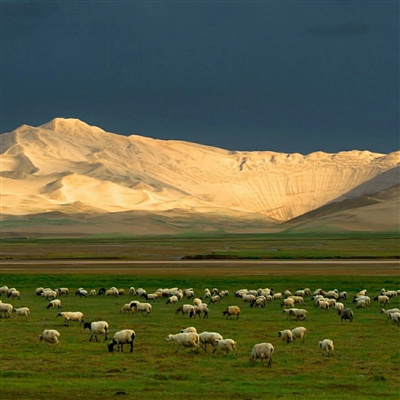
xmin=0 ymin=302 xmax=13 ymax=318
xmin=288 ymin=308 xmax=308 ymax=321
xmin=289 ymin=295 xmax=304 ymax=304
xmin=291 ymin=327 xmax=307 ymax=343
xmin=338 ymin=308 xmax=354 ymax=322
xmin=180 ymin=327 xmax=197 ymax=333
xmin=84 ymin=321 xmax=109 ymax=342
xmin=89 ymin=289 xmax=97 ymax=296
xmin=380 ymin=308 xmax=400 ymax=323
xmin=242 ymin=294 xmax=256 ymax=303
xmin=317 ymin=300 xmax=330 ymax=311
xmin=128 ymin=287 xmax=136 ymax=296
xmin=339 ymin=291 xmax=348 ymax=300
xmin=190 ymin=303 xmax=209 ymax=319
xmin=334 ymin=302 xmax=344 ymax=312
xmin=278 ymin=329 xmax=293 ymax=343
xmin=145 ymin=293 xmax=159 ymax=302
xmin=13 ymin=307 xmax=30 ymax=317
xmin=106 ymin=289 xmax=119 ymax=297
xmin=249 ymin=343 xmax=274 ymax=367
xmin=56 ymin=311 xmax=84 ymax=326
xmin=175 ymin=304 xmax=194 ymax=316
xmin=208 ymin=295 xmax=221 ymax=305
xmin=281 ymin=298 xmax=295 ymax=309
xmin=222 ymin=306 xmax=241 ymax=319
xmin=46 ymin=299 xmax=61 ymax=309
xmin=319 ymin=339 xmax=334 ymax=356
xmin=97 ymin=287 xmax=106 ymax=296
xmin=130 ymin=301 xmax=152 ymax=316
xmin=198 ymin=331 xmax=223 ymax=352
xmin=166 ymin=295 xmax=178 ymax=305
xmin=56 ymin=288 xmax=69 ymax=296
xmin=41 ymin=290 xmax=58 ymax=300
xmin=75 ymin=288 xmax=88 ymax=297
xmin=166 ymin=332 xmax=200 ymax=353
xmin=250 ymin=296 xmax=266 ymax=308
xmin=353 ymin=295 xmax=370 ymax=306
xmin=374 ymin=295 xmax=390 ymax=306
xmin=1 ymin=285 xmax=9 ymax=296
xmin=108 ymin=329 xmax=135 ymax=352
xmin=388 ymin=312 xmax=400 ymax=326
xmin=120 ymin=303 xmax=133 ymax=313
xmin=212 ymin=338 xmax=237 ymax=355
xmin=7 ymin=290 xmax=21 ymax=300
xmin=356 ymin=299 xmax=367 ymax=309
xmin=39 ymin=329 xmax=60 ymax=350
xmin=193 ymin=298 xmax=203 ymax=306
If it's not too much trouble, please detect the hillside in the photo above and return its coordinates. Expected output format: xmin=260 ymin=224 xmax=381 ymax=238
xmin=1 ymin=118 xmax=399 ymax=236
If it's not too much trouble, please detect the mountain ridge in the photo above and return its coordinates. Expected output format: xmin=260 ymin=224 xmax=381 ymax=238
xmin=1 ymin=118 xmax=399 ymax=235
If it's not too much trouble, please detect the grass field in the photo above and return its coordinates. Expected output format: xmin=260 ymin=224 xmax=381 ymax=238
xmin=1 ymin=234 xmax=399 ymax=399
xmin=1 ymin=272 xmax=399 ymax=400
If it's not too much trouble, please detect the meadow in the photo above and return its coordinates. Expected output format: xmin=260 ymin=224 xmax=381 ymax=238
xmin=0 ymin=233 xmax=399 ymax=399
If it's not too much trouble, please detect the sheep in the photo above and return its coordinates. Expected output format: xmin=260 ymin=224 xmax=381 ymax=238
xmin=166 ymin=295 xmax=178 ymax=305
xmin=249 ymin=343 xmax=274 ymax=367
xmin=166 ymin=332 xmax=200 ymax=353
xmin=356 ymin=299 xmax=367 ymax=309
xmin=120 ymin=303 xmax=133 ymax=313
xmin=84 ymin=321 xmax=109 ymax=342
xmin=7 ymin=290 xmax=21 ymax=300
xmin=0 ymin=302 xmax=13 ymax=318
xmin=89 ymin=289 xmax=97 ymax=296
xmin=380 ymin=308 xmax=400 ymax=323
xmin=108 ymin=329 xmax=136 ymax=352
xmin=128 ymin=287 xmax=136 ymax=296
xmin=281 ymin=298 xmax=295 ymax=308
xmin=118 ymin=288 xmax=125 ymax=296
xmin=289 ymin=295 xmax=304 ymax=304
xmin=222 ymin=306 xmax=241 ymax=319
xmin=208 ymin=295 xmax=221 ymax=305
xmin=190 ymin=303 xmax=209 ymax=319
xmin=278 ymin=329 xmax=293 ymax=343
xmin=198 ymin=331 xmax=223 ymax=352
xmin=98 ymin=287 xmax=106 ymax=296
xmin=250 ymin=296 xmax=266 ymax=308
xmin=339 ymin=291 xmax=348 ymax=300
xmin=56 ymin=288 xmax=69 ymax=296
xmin=1 ymin=285 xmax=9 ymax=296
xmin=145 ymin=293 xmax=159 ymax=302
xmin=325 ymin=290 xmax=339 ymax=300
xmin=46 ymin=299 xmax=61 ymax=309
xmin=130 ymin=301 xmax=152 ymax=316
xmin=334 ymin=302 xmax=344 ymax=312
xmin=193 ymin=298 xmax=203 ymax=306
xmin=56 ymin=311 xmax=84 ymax=326
xmin=388 ymin=312 xmax=400 ymax=326
xmin=180 ymin=327 xmax=197 ymax=333
xmin=381 ymin=289 xmax=397 ymax=298
xmin=106 ymin=289 xmax=119 ymax=297
xmin=295 ymin=290 xmax=306 ymax=297
xmin=353 ymin=295 xmax=370 ymax=306
xmin=242 ymin=294 xmax=256 ymax=303
xmin=175 ymin=304 xmax=194 ymax=316
xmin=41 ymin=290 xmax=58 ymax=300
xmin=75 ymin=288 xmax=88 ymax=297
xmin=291 ymin=327 xmax=307 ymax=343
xmin=319 ymin=339 xmax=334 ymax=356
xmin=374 ymin=295 xmax=390 ymax=306
xmin=317 ymin=300 xmax=330 ymax=311
xmin=212 ymin=338 xmax=237 ymax=355
xmin=13 ymin=307 xmax=30 ymax=317
xmin=288 ymin=308 xmax=308 ymax=321
xmin=39 ymin=329 xmax=60 ymax=350
xmin=338 ymin=308 xmax=354 ymax=322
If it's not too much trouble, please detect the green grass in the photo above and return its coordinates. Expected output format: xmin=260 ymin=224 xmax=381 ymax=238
xmin=1 ymin=273 xmax=399 ymax=399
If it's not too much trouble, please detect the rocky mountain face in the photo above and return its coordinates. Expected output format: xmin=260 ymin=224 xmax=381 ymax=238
xmin=1 ymin=118 xmax=399 ymax=235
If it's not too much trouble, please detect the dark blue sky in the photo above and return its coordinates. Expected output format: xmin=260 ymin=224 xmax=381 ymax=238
xmin=1 ymin=1 xmax=399 ymax=154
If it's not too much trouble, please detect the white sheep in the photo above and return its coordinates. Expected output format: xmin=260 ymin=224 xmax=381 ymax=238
xmin=288 ymin=308 xmax=308 ymax=321
xmin=84 ymin=321 xmax=109 ymax=341
xmin=166 ymin=332 xmax=200 ymax=353
xmin=317 ymin=300 xmax=330 ymax=311
xmin=291 ymin=326 xmax=307 ymax=343
xmin=130 ymin=301 xmax=152 ymax=316
xmin=175 ymin=304 xmax=194 ymax=316
xmin=56 ymin=311 xmax=84 ymax=326
xmin=56 ymin=288 xmax=69 ymax=296
xmin=89 ymin=289 xmax=97 ymax=296
xmin=222 ymin=306 xmax=240 ymax=319
xmin=39 ymin=329 xmax=60 ymax=350
xmin=356 ymin=299 xmax=367 ymax=309
xmin=281 ymin=298 xmax=295 ymax=308
xmin=120 ymin=303 xmax=133 ymax=313
xmin=190 ymin=303 xmax=209 ymax=319
xmin=46 ymin=299 xmax=61 ymax=309
xmin=319 ymin=339 xmax=334 ymax=356
xmin=374 ymin=295 xmax=390 ymax=306
xmin=166 ymin=295 xmax=178 ymax=305
xmin=0 ymin=302 xmax=13 ymax=318
xmin=334 ymin=302 xmax=344 ymax=312
xmin=212 ymin=338 xmax=237 ymax=355
xmin=249 ymin=342 xmax=274 ymax=367
xmin=75 ymin=288 xmax=88 ymax=297
xmin=380 ymin=308 xmax=400 ymax=323
xmin=180 ymin=327 xmax=197 ymax=333
xmin=278 ymin=329 xmax=293 ymax=343
xmin=41 ymin=290 xmax=58 ymax=300
xmin=388 ymin=312 xmax=400 ymax=326
xmin=198 ymin=331 xmax=223 ymax=352
xmin=7 ymin=289 xmax=21 ymax=300
xmin=13 ymin=307 xmax=30 ymax=317
xmin=129 ymin=287 xmax=136 ymax=296
xmin=108 ymin=329 xmax=136 ymax=352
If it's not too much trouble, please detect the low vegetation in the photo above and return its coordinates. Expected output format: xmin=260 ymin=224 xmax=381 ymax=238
xmin=1 ymin=272 xmax=399 ymax=400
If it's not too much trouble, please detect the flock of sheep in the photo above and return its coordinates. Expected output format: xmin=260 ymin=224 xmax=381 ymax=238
xmin=1 ymin=284 xmax=399 ymax=367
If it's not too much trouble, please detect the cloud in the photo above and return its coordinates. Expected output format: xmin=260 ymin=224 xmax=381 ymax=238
xmin=304 ymin=22 xmax=371 ymax=37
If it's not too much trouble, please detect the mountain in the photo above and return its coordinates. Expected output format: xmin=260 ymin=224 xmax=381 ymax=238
xmin=1 ymin=118 xmax=399 ymax=236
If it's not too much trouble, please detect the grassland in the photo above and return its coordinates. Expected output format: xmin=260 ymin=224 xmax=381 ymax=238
xmin=0 ymin=233 xmax=399 ymax=399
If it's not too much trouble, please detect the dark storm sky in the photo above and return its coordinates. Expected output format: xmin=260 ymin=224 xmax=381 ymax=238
xmin=1 ymin=1 xmax=399 ymax=154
